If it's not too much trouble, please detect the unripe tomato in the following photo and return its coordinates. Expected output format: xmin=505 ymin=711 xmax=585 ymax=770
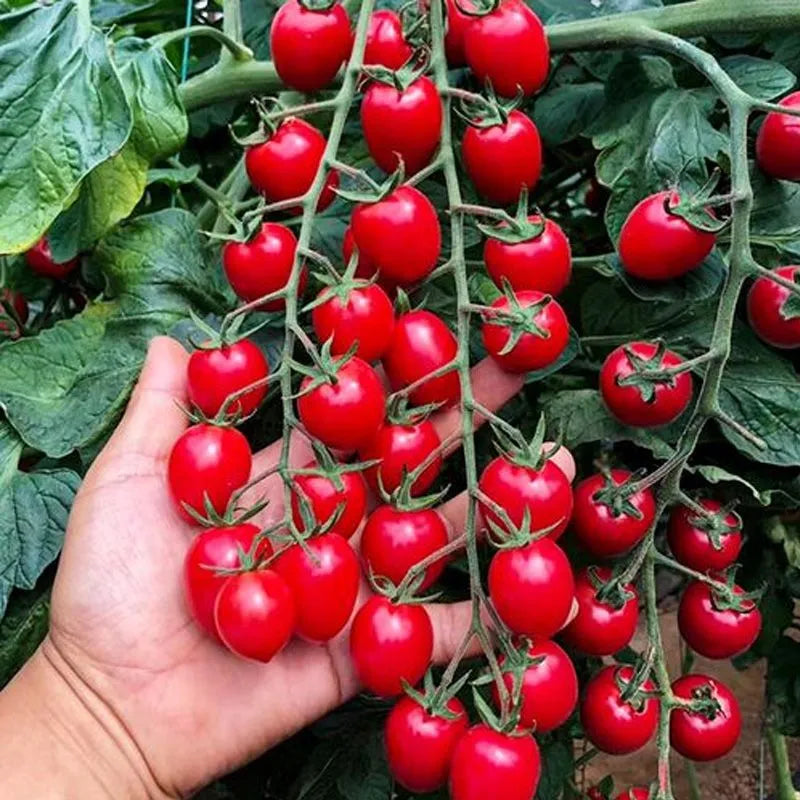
xmin=25 ymin=237 xmax=78 ymax=279
xmin=667 ymin=499 xmax=742 ymax=572
xmin=747 ymin=265 xmax=800 ymax=349
xmin=756 ymin=91 xmax=800 ymax=181
xmin=364 ymin=10 xmax=412 ymax=69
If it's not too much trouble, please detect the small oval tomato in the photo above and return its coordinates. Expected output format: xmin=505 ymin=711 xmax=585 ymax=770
xmin=25 ymin=237 xmax=78 ymax=279
xmin=747 ymin=265 xmax=800 ymax=349
xmin=214 ymin=570 xmax=295 ymax=662
xmin=580 ymin=665 xmax=659 ymax=755
xmin=349 ymin=595 xmax=433 ymax=696
xmin=756 ymin=91 xmax=800 ymax=181
xmin=463 ymin=111 xmax=542 ymax=205
xmin=168 ymin=424 xmax=252 ymax=522
xmin=481 ymin=290 xmax=570 ymax=374
xmin=270 ymin=0 xmax=352 ymax=93
xmin=670 ymin=674 xmax=741 ymax=762
xmin=667 ymin=499 xmax=742 ymax=572
xmin=600 ymin=341 xmax=693 ymax=428
xmin=572 ymin=470 xmax=656 ymax=558
xmin=560 ymin=567 xmax=639 ymax=656
xmin=484 ymin=216 xmax=572 ymax=297
xmin=342 ymin=225 xmax=379 ymax=281
xmin=449 ymin=725 xmax=541 ymax=800
xmin=383 ymin=310 xmax=460 ymax=407
xmin=364 ymin=10 xmax=412 ymax=69
xmin=297 ymin=356 xmax=386 ymax=451
xmin=443 ymin=0 xmax=474 ymax=66
xmin=274 ymin=532 xmax=361 ymax=642
xmin=618 ymin=191 xmax=716 ymax=281
xmin=464 ymin=0 xmax=549 ymax=98
xmin=491 ymin=639 xmax=578 ymax=732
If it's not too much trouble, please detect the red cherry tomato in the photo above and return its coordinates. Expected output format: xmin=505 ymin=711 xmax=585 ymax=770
xmin=385 ymin=695 xmax=468 ymax=793
xmin=214 ymin=570 xmax=295 ymax=662
xmin=670 ymin=674 xmax=741 ymax=761
xmin=297 ymin=356 xmax=386 ymax=451
xmin=599 ymin=341 xmax=693 ymax=427
xmin=274 ymin=532 xmax=361 ymax=642
xmin=481 ymin=290 xmax=570 ymax=374
xmin=747 ymin=265 xmax=800 ymax=349
xmin=383 ymin=310 xmax=460 ymax=407
xmin=464 ymin=0 xmax=549 ymax=98
xmin=449 ymin=724 xmax=541 ymax=800
xmin=342 ymin=224 xmax=379 ymax=281
xmin=667 ymin=499 xmax=742 ymax=572
xmin=168 ymin=424 xmax=252 ymax=522
xmin=618 ymin=191 xmax=716 ymax=281
xmin=616 ymin=790 xmax=650 ymax=800
xmin=484 ymin=216 xmax=572 ymax=296
xmin=756 ymin=91 xmax=800 ymax=181
xmin=25 ymin=237 xmax=78 ymax=279
xmin=364 ymin=10 xmax=412 ymax=69
xmin=443 ymin=0 xmax=474 ymax=66
xmin=270 ymin=0 xmax=352 ymax=93
xmin=580 ymin=665 xmax=659 ymax=755
xmin=349 ymin=595 xmax=433 ymax=696
xmin=463 ymin=111 xmax=542 ymax=205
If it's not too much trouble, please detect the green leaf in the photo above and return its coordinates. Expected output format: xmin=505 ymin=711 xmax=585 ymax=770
xmin=532 ymin=82 xmax=606 ymax=146
xmin=535 ymin=739 xmax=574 ymax=800
xmin=146 ymin=163 xmax=200 ymax=188
xmin=765 ymin=33 xmax=800 ymax=78
xmin=766 ymin=636 xmax=800 ymax=735
xmin=524 ymin=328 xmax=580 ymax=384
xmin=719 ymin=55 xmax=796 ymax=100
xmin=749 ymin=168 xmax=800 ymax=262
xmin=688 ymin=464 xmax=800 ymax=507
xmin=0 ymin=584 xmax=51 ymax=688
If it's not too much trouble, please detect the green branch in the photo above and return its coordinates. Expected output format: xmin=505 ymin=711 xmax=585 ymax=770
xmin=153 ymin=26 xmax=253 ymax=61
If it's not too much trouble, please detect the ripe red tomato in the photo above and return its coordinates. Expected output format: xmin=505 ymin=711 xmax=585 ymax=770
xmin=25 ymin=237 xmax=78 ymax=279
xmin=667 ymin=499 xmax=742 ymax=572
xmin=385 ymin=695 xmax=468 ymax=793
xmin=478 ymin=455 xmax=573 ymax=540
xmin=349 ymin=595 xmax=433 ymax=696
xmin=756 ymin=91 xmax=800 ymax=181
xmin=747 ymin=265 xmax=800 ymax=349
xmin=580 ymin=665 xmax=659 ymax=755
xmin=214 ymin=569 xmax=295 ymax=662
xmin=560 ymin=567 xmax=639 ymax=656
xmin=618 ymin=191 xmax=716 ymax=281
xmin=488 ymin=538 xmax=574 ymax=637
xmin=491 ymin=639 xmax=578 ymax=732
xmin=600 ymin=341 xmax=693 ymax=427
xmin=481 ymin=290 xmax=570 ymax=374
xmin=223 ymin=222 xmax=307 ymax=311
xmin=274 ymin=532 xmax=361 ymax=642
xmin=670 ymin=674 xmax=741 ymax=761
xmin=297 ymin=356 xmax=386 ymax=450
xmin=168 ymin=424 xmax=252 ymax=522
xmin=270 ymin=0 xmax=352 ymax=93
xmin=187 ymin=339 xmax=269 ymax=418
xmin=342 ymin=225 xmax=379 ymax=281
xmin=449 ymin=725 xmax=541 ymax=800
xmin=350 ymin=186 xmax=441 ymax=286
xmin=678 ymin=580 xmax=761 ymax=660
xmin=443 ymin=0 xmax=473 ymax=66
xmin=462 ymin=111 xmax=542 ymax=205
xmin=383 ymin=310 xmax=460 ymax=407
xmin=616 ymin=790 xmax=650 ymax=800
xmin=364 ymin=10 xmax=412 ymax=69
xmin=484 ymin=216 xmax=572 ymax=297
xmin=571 ymin=470 xmax=656 ymax=558
xmin=464 ymin=0 xmax=549 ymax=98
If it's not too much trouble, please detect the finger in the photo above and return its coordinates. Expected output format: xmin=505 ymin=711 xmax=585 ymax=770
xmin=426 ymin=600 xmax=483 ymax=664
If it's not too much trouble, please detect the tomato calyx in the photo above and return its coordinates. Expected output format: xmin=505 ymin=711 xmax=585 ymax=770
xmin=403 ymin=668 xmax=472 ymax=721
xmin=291 ymin=337 xmax=359 ymax=393
xmin=705 ymin=569 xmax=764 ymax=613
xmin=470 ymin=674 xmax=529 ymax=736
xmin=333 ymin=159 xmax=406 ymax=205
xmin=385 ymin=393 xmax=441 ymax=426
xmin=296 ymin=0 xmax=340 ymax=12
xmin=614 ymin=340 xmax=686 ymax=403
xmin=454 ymin=82 xmax=523 ymax=129
xmin=480 ymin=284 xmax=554 ymax=353
xmin=614 ymin=660 xmax=656 ymax=712
xmin=675 ymin=681 xmax=725 ymax=721
xmin=592 ymin=467 xmax=648 ymax=520
xmin=490 ymin=412 xmax=560 ymax=473
xmin=376 ymin=455 xmax=448 ymax=512
xmin=180 ymin=486 xmax=270 ymax=530
xmin=453 ymin=0 xmax=500 ymax=19
xmin=302 ymin=246 xmax=377 ymax=312
xmin=684 ymin=497 xmax=742 ymax=551
xmin=588 ymin=565 xmax=638 ymax=610
xmin=665 ymin=173 xmax=729 ymax=234
xmin=466 ymin=188 xmax=547 ymax=244
xmin=362 ymin=48 xmax=428 ymax=92
xmin=474 ymin=638 xmax=545 ymax=720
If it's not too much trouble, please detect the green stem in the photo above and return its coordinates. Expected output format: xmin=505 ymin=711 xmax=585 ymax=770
xmin=153 ymin=26 xmax=252 ymax=61
xmin=767 ymin=726 xmax=798 ymax=800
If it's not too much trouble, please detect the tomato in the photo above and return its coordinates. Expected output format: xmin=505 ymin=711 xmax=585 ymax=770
xmin=580 ymin=665 xmax=659 ymax=755
xmin=342 ymin=225 xmax=379 ymax=281
xmin=274 ymin=533 xmax=361 ymax=642
xmin=187 ymin=339 xmax=269 ymax=418
xmin=600 ymin=341 xmax=693 ymax=428
xmin=297 ymin=356 xmax=386 ymax=450
xmin=746 ymin=265 xmax=800 ymax=349
xmin=245 ymin=118 xmax=338 ymax=211
xmin=585 ymin=176 xmax=609 ymax=214
xmin=560 ymin=567 xmax=639 ymax=656
xmin=25 ymin=237 xmax=78 ymax=279
xmin=464 ymin=0 xmax=549 ymax=98
xmin=270 ymin=0 xmax=351 ymax=93
xmin=481 ymin=290 xmax=570 ymax=374
xmin=571 ymin=470 xmax=656 ymax=558
xmin=183 ymin=524 xmax=272 ymax=639
xmin=383 ymin=310 xmax=460 ymax=407
xmin=449 ymin=725 xmax=541 ymax=800
xmin=478 ymin=455 xmax=573 ymax=540
xmin=214 ymin=570 xmax=295 ymax=662
xmin=311 ymin=281 xmax=394 ymax=362
xmin=618 ymin=191 xmax=716 ymax=281
xmin=462 ymin=111 xmax=542 ymax=205
xmin=616 ymin=790 xmax=649 ymax=800
xmin=491 ymin=639 xmax=578 ymax=732
xmin=364 ymin=10 xmax=412 ymax=69
xmin=488 ymin=538 xmax=574 ymax=637
xmin=678 ymin=580 xmax=761 ymax=660
xmin=484 ymin=216 xmax=572 ymax=296
xmin=351 ymin=186 xmax=441 ymax=286
xmin=290 ymin=462 xmax=368 ymax=539
xmin=667 ymin=499 xmax=742 ymax=572
xmin=756 ymin=91 xmax=800 ymax=181
xmin=349 ymin=595 xmax=433 ymax=696
xmin=443 ymin=0 xmax=474 ymax=66
xmin=168 ymin=424 xmax=252 ymax=522
xmin=385 ymin=695 xmax=468 ymax=793
xmin=223 ymin=222 xmax=307 ymax=311
xmin=670 ymin=674 xmax=741 ymax=761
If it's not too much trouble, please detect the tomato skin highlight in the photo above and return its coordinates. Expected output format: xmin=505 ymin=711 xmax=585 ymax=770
xmin=25 ymin=237 xmax=78 ymax=279
xmin=756 ymin=91 xmax=800 ymax=181
xmin=667 ymin=499 xmax=742 ymax=572
xmin=747 ymin=265 xmax=800 ymax=349
xmin=364 ymin=10 xmax=412 ymax=69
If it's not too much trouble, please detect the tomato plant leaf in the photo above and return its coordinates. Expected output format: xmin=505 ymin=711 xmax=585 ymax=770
xmin=532 ymin=82 xmax=606 ymax=146
xmin=766 ymin=636 xmax=800 ymax=736
xmin=688 ymin=464 xmax=800 ymax=507
xmin=719 ymin=55 xmax=797 ymax=101
xmin=749 ymin=169 xmax=800 ymax=263
xmin=535 ymin=738 xmax=574 ymax=799
xmin=0 ymin=584 xmax=51 ymax=688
